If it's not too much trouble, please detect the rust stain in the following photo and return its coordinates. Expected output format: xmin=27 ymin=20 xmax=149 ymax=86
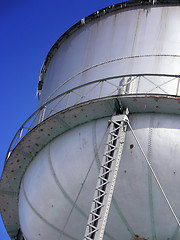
xmin=130 ymin=144 xmax=134 ymax=149
xmin=153 ymin=97 xmax=159 ymax=102
xmin=133 ymin=235 xmax=149 ymax=240
xmin=131 ymin=10 xmax=141 ymax=56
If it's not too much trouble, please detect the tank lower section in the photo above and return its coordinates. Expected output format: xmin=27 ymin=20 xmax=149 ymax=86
xmin=19 ymin=113 xmax=180 ymax=240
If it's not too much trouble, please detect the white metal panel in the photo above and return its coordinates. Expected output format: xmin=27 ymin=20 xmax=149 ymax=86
xmin=39 ymin=6 xmax=180 ymax=115
xmin=19 ymin=118 xmax=109 ymax=240
xmin=19 ymin=113 xmax=180 ymax=240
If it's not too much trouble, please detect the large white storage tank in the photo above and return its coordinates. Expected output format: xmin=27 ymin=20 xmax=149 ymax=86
xmin=1 ymin=1 xmax=180 ymax=240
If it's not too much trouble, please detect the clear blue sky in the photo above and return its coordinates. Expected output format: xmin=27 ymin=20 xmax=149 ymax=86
xmin=0 ymin=0 xmax=128 ymax=239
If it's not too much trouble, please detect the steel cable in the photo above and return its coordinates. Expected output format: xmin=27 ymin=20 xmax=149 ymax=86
xmin=127 ymin=120 xmax=180 ymax=227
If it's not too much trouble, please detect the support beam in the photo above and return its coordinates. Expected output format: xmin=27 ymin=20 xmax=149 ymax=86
xmin=15 ymin=229 xmax=25 ymax=240
xmin=84 ymin=112 xmax=128 ymax=240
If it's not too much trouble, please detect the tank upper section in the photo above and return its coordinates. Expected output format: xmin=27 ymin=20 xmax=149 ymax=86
xmin=36 ymin=0 xmax=180 ymax=120
xmin=37 ymin=0 xmax=180 ymax=90
xmin=37 ymin=0 xmax=180 ymax=96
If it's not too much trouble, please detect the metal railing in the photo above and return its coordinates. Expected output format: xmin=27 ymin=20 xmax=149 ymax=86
xmin=6 ymin=73 xmax=180 ymax=162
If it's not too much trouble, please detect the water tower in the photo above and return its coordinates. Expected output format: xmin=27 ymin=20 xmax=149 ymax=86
xmin=2 ymin=0 xmax=180 ymax=239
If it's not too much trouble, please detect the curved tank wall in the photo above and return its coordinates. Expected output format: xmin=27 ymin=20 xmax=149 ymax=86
xmin=37 ymin=4 xmax=180 ymax=119
xmin=19 ymin=113 xmax=180 ymax=240
xmin=2 ymin=1 xmax=180 ymax=240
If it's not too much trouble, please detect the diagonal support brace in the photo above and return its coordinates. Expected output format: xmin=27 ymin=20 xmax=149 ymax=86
xmin=84 ymin=112 xmax=128 ymax=240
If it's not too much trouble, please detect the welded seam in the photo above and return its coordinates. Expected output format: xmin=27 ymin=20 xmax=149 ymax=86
xmin=92 ymin=120 xmax=101 ymax=169
xmin=47 ymin=144 xmax=87 ymax=218
xmin=112 ymin=198 xmax=135 ymax=238
xmin=128 ymin=121 xmax=180 ymax=227
xmin=129 ymin=10 xmax=141 ymax=94
xmin=171 ymin=226 xmax=179 ymax=240
xmin=131 ymin=10 xmax=141 ymax=57
xmin=22 ymin=178 xmax=78 ymax=240
xmin=48 ymin=129 xmax=115 ymax=240
xmin=104 ymin=231 xmax=116 ymax=240
xmin=147 ymin=128 xmax=157 ymax=240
